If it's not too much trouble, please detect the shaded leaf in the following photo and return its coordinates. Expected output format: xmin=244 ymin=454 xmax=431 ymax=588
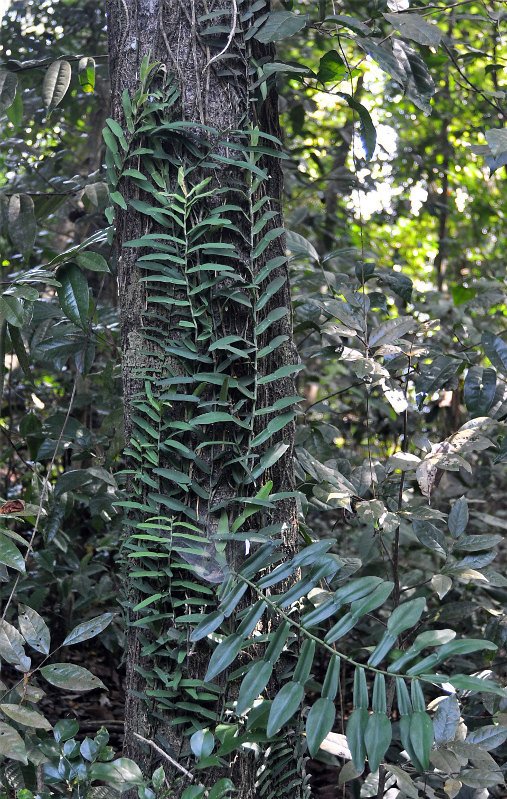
xmin=384 ymin=12 xmax=443 ymax=46
xmin=0 ymin=532 xmax=25 ymax=573
xmin=62 ymin=612 xmax=115 ymax=647
xmin=42 ymin=60 xmax=72 ymax=113
xmin=0 ymin=71 xmax=17 ymax=113
xmin=0 ymin=722 xmax=27 ymax=763
xmin=267 ymin=681 xmax=304 ymax=736
xmin=40 ymin=663 xmax=106 ymax=692
xmin=0 ymin=703 xmax=52 ymax=730
xmin=8 ymin=193 xmax=36 ymax=255
xmin=18 ymin=605 xmax=50 ymax=654
xmin=306 ymin=697 xmax=336 ymax=758
xmin=254 ymin=11 xmax=308 ymax=43
xmin=433 ymin=695 xmax=460 ymax=745
xmin=56 ymin=263 xmax=90 ymax=329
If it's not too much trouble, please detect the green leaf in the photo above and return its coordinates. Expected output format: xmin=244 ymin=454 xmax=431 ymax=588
xmin=285 ymin=229 xmax=319 ymax=261
xmin=18 ymin=605 xmax=50 ymax=654
xmin=6 ymin=89 xmax=22 ymax=126
xmin=317 ymin=51 xmax=346 ymax=83
xmin=383 ymin=12 xmax=443 ymax=46
xmin=466 ymin=724 xmax=507 ymax=751
xmin=369 ymin=317 xmax=414 ymax=348
xmin=322 ymin=655 xmax=340 ymax=701
xmin=8 ymin=324 xmax=30 ymax=377
xmin=266 ymin=681 xmax=304 ymax=736
xmin=90 ymin=759 xmax=144 ymax=787
xmin=250 ymin=410 xmax=295 ymax=447
xmin=306 ymin=697 xmax=336 ymax=758
xmin=409 ymin=711 xmax=433 ymax=770
xmin=452 ymin=284 xmax=476 ymax=305
xmin=433 ymin=695 xmax=460 ymax=745
xmin=42 ymin=60 xmax=72 ymax=113
xmin=412 ymin=519 xmax=447 ymax=556
xmin=78 ymin=56 xmax=95 ymax=93
xmin=365 ymin=712 xmax=392 ymax=772
xmin=62 ymin=612 xmax=115 ymax=647
xmin=56 ymin=263 xmax=90 ymax=329
xmin=338 ymin=93 xmax=377 ymax=162
xmin=0 ymin=532 xmax=25 ymax=573
xmin=76 ymin=251 xmax=109 ymax=272
xmin=0 ymin=296 xmax=24 ymax=327
xmin=293 ymin=639 xmax=316 ymax=684
xmin=464 ymin=367 xmax=496 ymax=416
xmin=54 ymin=719 xmax=79 ymax=742
xmin=190 ymin=729 xmax=214 ymax=759
xmin=190 ymin=611 xmax=224 ymax=642
xmin=387 ymin=597 xmax=426 ymax=636
xmin=448 ymin=496 xmax=468 ymax=538
xmin=440 ymin=674 xmax=506 ymax=697
xmin=40 ymin=663 xmax=106 ymax=692
xmin=0 ymin=71 xmax=17 ymax=113
xmin=0 ymin=703 xmax=52 ymax=730
xmin=0 ymin=722 xmax=27 ymax=764
xmin=415 ymin=356 xmax=459 ymax=403
xmin=254 ymin=11 xmax=308 ymax=43
xmin=237 ymin=660 xmax=273 ymax=715
xmin=8 ymin=193 xmax=37 ymax=255
xmin=346 ymin=708 xmax=368 ymax=771
xmin=393 ymin=40 xmax=435 ymax=113
xmin=255 ymin=306 xmax=288 ymax=336
xmin=205 ymin=635 xmax=243 ymax=681
xmin=0 ymin=619 xmax=30 ymax=670
xmin=353 ymin=667 xmax=368 ymax=709
xmin=482 ymin=331 xmax=507 ymax=376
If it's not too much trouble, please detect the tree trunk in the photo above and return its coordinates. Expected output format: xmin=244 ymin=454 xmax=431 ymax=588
xmin=106 ymin=1 xmax=299 ymax=795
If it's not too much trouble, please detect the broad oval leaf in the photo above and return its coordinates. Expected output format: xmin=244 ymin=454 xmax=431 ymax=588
xmin=56 ymin=263 xmax=90 ymax=329
xmin=0 ymin=703 xmax=52 ymax=730
xmin=0 ymin=532 xmax=25 ymax=573
xmin=383 ymin=12 xmax=443 ymax=46
xmin=464 ymin=367 xmax=496 ymax=417
xmin=433 ymin=695 xmax=460 ymax=746
xmin=40 ymin=663 xmax=106 ymax=692
xmin=267 ymin=681 xmax=304 ymax=736
xmin=18 ymin=605 xmax=50 ymax=654
xmin=306 ymin=697 xmax=336 ymax=758
xmin=254 ymin=11 xmax=308 ymax=44
xmin=42 ymin=60 xmax=72 ymax=113
xmin=190 ymin=729 xmax=214 ymax=759
xmin=89 ymin=758 xmax=144 ymax=787
xmin=62 ymin=612 xmax=115 ymax=647
xmin=0 ymin=721 xmax=27 ymax=763
xmin=0 ymin=619 xmax=30 ymax=671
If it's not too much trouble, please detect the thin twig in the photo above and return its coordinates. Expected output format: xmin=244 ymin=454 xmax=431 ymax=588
xmin=133 ymin=732 xmax=196 ymax=781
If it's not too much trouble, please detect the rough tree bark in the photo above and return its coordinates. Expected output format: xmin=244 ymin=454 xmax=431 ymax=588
xmin=106 ymin=1 xmax=299 ymax=796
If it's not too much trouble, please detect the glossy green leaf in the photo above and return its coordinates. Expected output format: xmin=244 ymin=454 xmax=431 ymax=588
xmin=448 ymin=496 xmax=468 ymax=539
xmin=353 ymin=667 xmax=368 ymax=709
xmin=0 ymin=532 xmax=25 ymax=573
xmin=409 ymin=710 xmax=433 ymax=770
xmin=322 ymin=655 xmax=340 ymax=701
xmin=365 ymin=712 xmax=392 ymax=772
xmin=40 ymin=663 xmax=106 ymax=692
xmin=254 ymin=11 xmax=308 ymax=43
xmin=205 ymin=635 xmax=243 ymax=681
xmin=190 ymin=729 xmax=214 ymax=759
xmin=0 ymin=703 xmax=52 ymax=730
xmin=89 ymin=759 xmax=144 ymax=787
xmin=18 ymin=605 xmax=50 ymax=654
xmin=266 ymin=681 xmax=304 ymax=736
xmin=237 ymin=660 xmax=272 ymax=715
xmin=42 ymin=60 xmax=72 ymax=113
xmin=317 ymin=50 xmax=346 ymax=83
xmin=346 ymin=708 xmax=368 ymax=771
xmin=78 ymin=56 xmax=95 ymax=93
xmin=62 ymin=612 xmax=115 ymax=647
xmin=54 ymin=718 xmax=80 ymax=742
xmin=57 ymin=263 xmax=90 ymax=329
xmin=190 ymin=611 xmax=224 ymax=642
xmin=482 ymin=331 xmax=507 ymax=376
xmin=383 ymin=12 xmax=443 ymax=46
xmin=399 ymin=715 xmax=425 ymax=774
xmin=433 ymin=695 xmax=460 ymax=745
xmin=293 ymin=639 xmax=316 ymax=684
xmin=0 ymin=721 xmax=27 ymax=763
xmin=0 ymin=619 xmax=30 ymax=670
xmin=387 ymin=597 xmax=426 ymax=636
xmin=76 ymin=251 xmax=109 ymax=272
xmin=306 ymin=697 xmax=336 ymax=758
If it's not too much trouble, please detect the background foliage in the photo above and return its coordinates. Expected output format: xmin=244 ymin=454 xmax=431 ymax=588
xmin=0 ymin=1 xmax=505 ymax=798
